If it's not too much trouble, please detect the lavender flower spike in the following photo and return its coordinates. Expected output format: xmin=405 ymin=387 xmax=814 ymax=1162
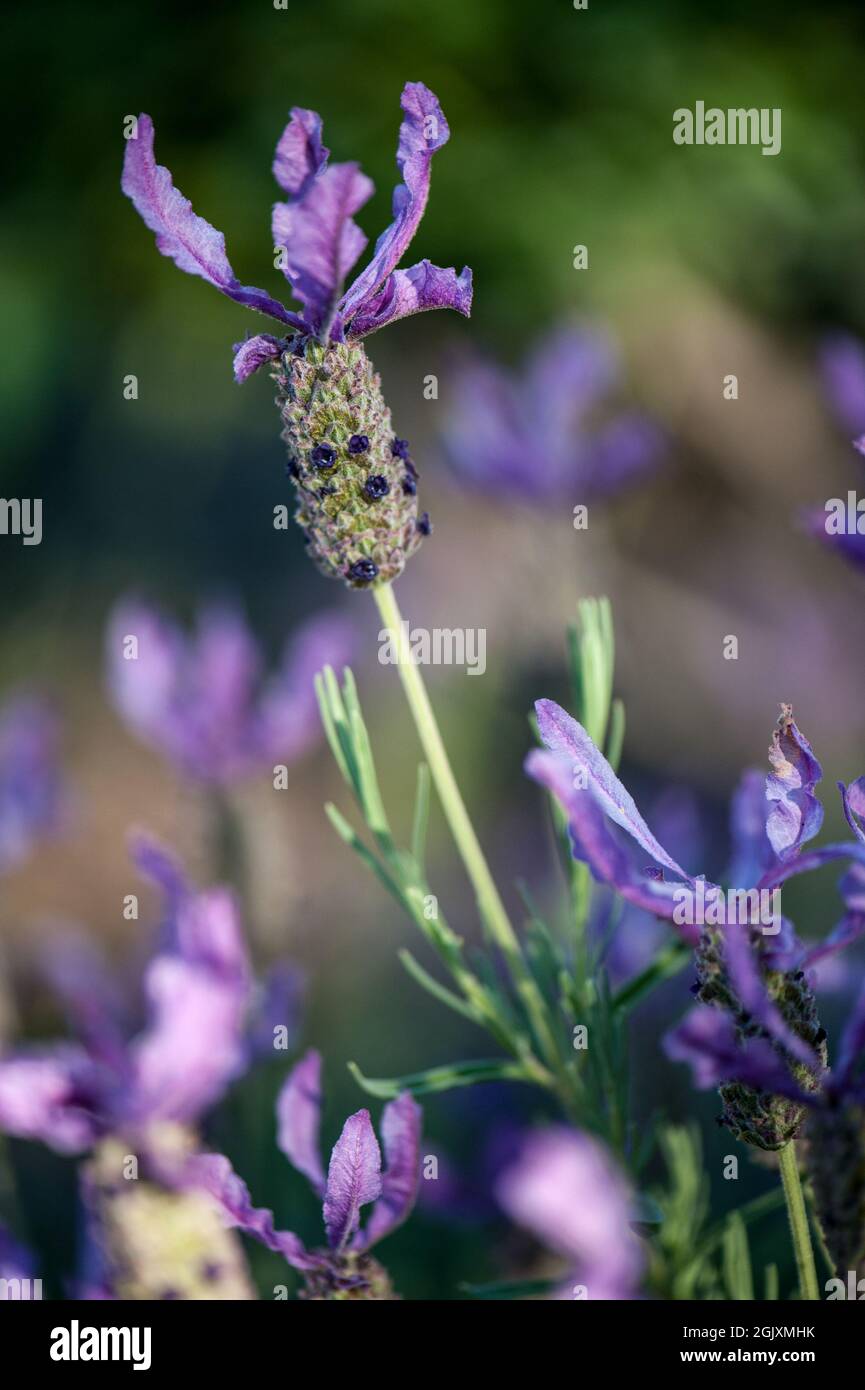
xmin=122 ymin=85 xmax=472 ymax=589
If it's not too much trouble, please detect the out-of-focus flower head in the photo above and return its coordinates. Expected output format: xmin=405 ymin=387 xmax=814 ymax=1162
xmin=121 ymin=85 xmax=472 ymax=590
xmin=0 ymin=836 xmax=277 ymax=1152
xmin=106 ymin=599 xmax=352 ymax=785
xmin=0 ymin=695 xmax=64 ymax=875
xmin=496 ymin=1126 xmax=643 ymax=1299
xmin=169 ymin=1048 xmax=422 ymax=1300
xmin=527 ymin=699 xmax=865 ymax=1149
xmin=442 ymin=324 xmax=661 ymax=505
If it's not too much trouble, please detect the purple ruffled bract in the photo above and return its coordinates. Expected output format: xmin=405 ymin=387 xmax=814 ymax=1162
xmin=121 ymin=84 xmax=472 ymax=383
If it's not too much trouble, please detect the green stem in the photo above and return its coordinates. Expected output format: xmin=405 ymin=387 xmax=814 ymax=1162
xmin=373 ymin=582 xmax=561 ymax=1075
xmin=778 ymin=1141 xmax=819 ymax=1301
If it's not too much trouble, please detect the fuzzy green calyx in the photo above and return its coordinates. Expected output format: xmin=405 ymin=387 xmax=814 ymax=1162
xmin=806 ymin=1101 xmax=865 ymax=1277
xmin=273 ymin=337 xmax=425 ymax=589
xmin=695 ymin=925 xmax=827 ymax=1151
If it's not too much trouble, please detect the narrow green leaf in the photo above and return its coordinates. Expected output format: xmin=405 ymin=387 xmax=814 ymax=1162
xmin=398 ymin=949 xmax=479 ymax=1023
xmin=722 ymin=1212 xmax=754 ymax=1302
xmin=611 ymin=938 xmax=692 ymax=1014
xmin=605 ymin=696 xmax=626 ymax=772
xmin=764 ymin=1263 xmax=779 ymax=1301
xmin=348 ymin=1057 xmax=535 ymax=1099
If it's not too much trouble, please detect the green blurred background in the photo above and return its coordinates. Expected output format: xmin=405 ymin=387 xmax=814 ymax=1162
xmin=4 ymin=0 xmax=865 ymax=1298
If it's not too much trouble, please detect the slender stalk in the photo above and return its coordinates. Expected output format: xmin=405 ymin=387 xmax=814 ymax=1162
xmin=373 ymin=582 xmax=561 ymax=1074
xmin=778 ymin=1141 xmax=819 ymax=1301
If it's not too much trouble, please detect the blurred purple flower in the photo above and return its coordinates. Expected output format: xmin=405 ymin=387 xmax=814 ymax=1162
xmin=442 ymin=324 xmax=661 ymax=504
xmin=121 ymin=85 xmax=472 ymax=382
xmin=171 ymin=1048 xmax=422 ymax=1297
xmin=0 ymin=838 xmax=268 ymax=1152
xmin=106 ymin=600 xmax=352 ymax=785
xmin=819 ymin=333 xmax=865 ymax=438
xmin=0 ymin=696 xmax=64 ymax=875
xmin=496 ymin=1127 xmax=643 ymax=1299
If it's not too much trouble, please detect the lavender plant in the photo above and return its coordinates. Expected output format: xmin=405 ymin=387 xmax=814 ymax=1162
xmin=116 ymin=81 xmax=865 ymax=1302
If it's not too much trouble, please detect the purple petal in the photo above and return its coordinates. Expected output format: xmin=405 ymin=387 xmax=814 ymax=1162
xmin=819 ymin=333 xmax=865 ymax=437
xmin=0 ymin=1050 xmax=99 ymax=1153
xmin=276 ymin=1048 xmax=325 ymax=1196
xmin=122 ymin=114 xmax=303 ymax=327
xmin=765 ymin=706 xmax=823 ymax=860
xmin=177 ymin=1150 xmax=320 ymax=1272
xmin=256 ymin=609 xmax=354 ymax=764
xmin=340 ymin=82 xmax=451 ymax=325
xmin=232 ymin=334 xmax=285 ymax=384
xmin=246 ymin=961 xmax=306 ymax=1061
xmin=273 ymin=162 xmax=373 ymax=333
xmin=759 ymin=839 xmax=865 ymax=892
xmin=273 ymin=108 xmax=328 ymax=197
xmin=129 ymin=889 xmax=250 ymax=1126
xmin=175 ymin=886 xmax=249 ymax=983
xmin=496 ymin=1127 xmax=642 ymax=1300
xmin=798 ymin=912 xmax=865 ymax=971
xmin=833 ymin=976 xmax=865 ymax=1096
xmin=129 ymin=830 xmax=188 ymax=913
xmin=577 ymin=413 xmax=662 ymax=497
xmin=323 ymin=1109 xmax=382 ymax=1252
xmin=727 ymin=769 xmax=774 ymax=888
xmin=664 ymin=1006 xmax=810 ymax=1102
xmin=525 ymin=749 xmax=696 ymax=939
xmin=347 ymin=259 xmax=472 ymax=338
xmin=839 ymin=777 xmax=865 ymax=846
xmin=722 ymin=923 xmax=817 ymax=1068
xmin=0 ymin=695 xmax=64 ymax=874
xmin=534 ymin=700 xmax=692 ymax=880
xmin=360 ymin=1092 xmax=422 ymax=1249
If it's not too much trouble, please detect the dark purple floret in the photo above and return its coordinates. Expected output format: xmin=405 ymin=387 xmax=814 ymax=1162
xmin=201 ymin=1263 xmax=222 ymax=1283
xmin=348 ymin=559 xmax=378 ymax=583
xmin=402 ymin=474 xmax=417 ymax=496
xmin=348 ymin=434 xmax=370 ymax=455
xmin=417 ymin=511 xmax=432 ymax=535
xmin=404 ymin=459 xmax=418 ymax=479
xmin=310 ymin=443 xmax=337 ymax=470
xmin=391 ymin=438 xmax=410 ymax=460
xmin=364 ymin=475 xmax=390 ymax=501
